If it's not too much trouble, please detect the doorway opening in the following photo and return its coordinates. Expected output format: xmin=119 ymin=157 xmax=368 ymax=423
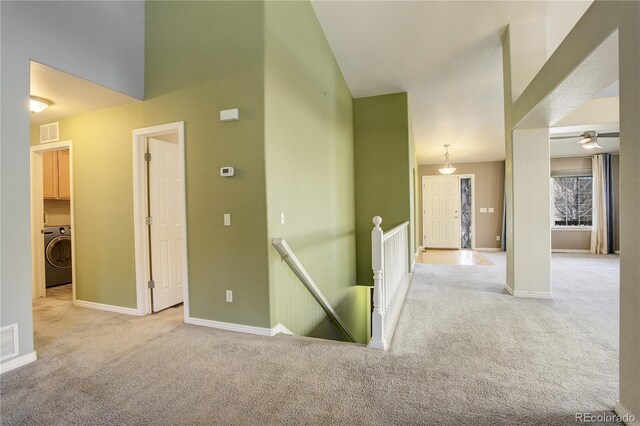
xmin=133 ymin=122 xmax=189 ymax=319
xmin=422 ymin=174 xmax=475 ymax=250
xmin=30 ymin=141 xmax=75 ymax=302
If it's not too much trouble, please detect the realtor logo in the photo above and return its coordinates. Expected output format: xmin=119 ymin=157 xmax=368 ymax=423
xmin=575 ymin=412 xmax=636 ymax=424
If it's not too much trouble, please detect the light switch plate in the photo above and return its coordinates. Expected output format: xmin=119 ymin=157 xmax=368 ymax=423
xmin=224 ymin=213 xmax=231 ymax=226
xmin=488 ymin=208 xmax=495 ymax=213
xmin=225 ymin=290 xmax=233 ymax=303
xmin=496 ymin=236 xmax=501 ymax=241
xmin=280 ymin=212 xmax=285 ymax=225
xmin=480 ymin=208 xmax=487 ymax=213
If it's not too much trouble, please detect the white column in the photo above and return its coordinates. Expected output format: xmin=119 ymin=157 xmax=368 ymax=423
xmin=506 ymin=128 xmax=552 ymax=297
xmin=617 ymin=1 xmax=640 ymax=420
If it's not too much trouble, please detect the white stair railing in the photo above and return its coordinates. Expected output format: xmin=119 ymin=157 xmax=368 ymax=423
xmin=369 ymin=216 xmax=411 ymax=350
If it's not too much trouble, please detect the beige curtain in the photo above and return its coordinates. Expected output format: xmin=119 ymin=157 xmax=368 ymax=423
xmin=591 ymin=154 xmax=608 ymax=254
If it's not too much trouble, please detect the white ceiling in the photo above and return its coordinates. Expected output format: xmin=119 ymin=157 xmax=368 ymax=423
xmin=312 ymin=0 xmax=593 ymax=165
xmin=30 ymin=61 xmax=139 ymax=124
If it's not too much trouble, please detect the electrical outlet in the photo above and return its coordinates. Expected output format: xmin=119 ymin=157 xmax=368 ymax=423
xmin=225 ymin=290 xmax=233 ymax=303
xmin=496 ymin=235 xmax=501 ymax=241
xmin=280 ymin=212 xmax=285 ymax=225
xmin=224 ymin=213 xmax=231 ymax=226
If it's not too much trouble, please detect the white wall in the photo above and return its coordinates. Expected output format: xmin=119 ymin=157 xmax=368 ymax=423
xmin=509 ymin=18 xmax=549 ymax=102
xmin=555 ymin=97 xmax=619 ymax=127
xmin=44 ymin=200 xmax=71 ymax=226
xmin=509 ymin=2 xmax=592 ymax=103
xmin=545 ymin=1 xmax=593 ymax=58
xmin=1 ymin=1 xmax=144 ymax=359
xmin=617 ymin=1 xmax=640 ymax=418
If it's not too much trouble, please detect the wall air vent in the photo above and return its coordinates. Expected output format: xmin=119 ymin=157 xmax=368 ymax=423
xmin=40 ymin=122 xmax=59 ymax=143
xmin=0 ymin=324 xmax=19 ymax=361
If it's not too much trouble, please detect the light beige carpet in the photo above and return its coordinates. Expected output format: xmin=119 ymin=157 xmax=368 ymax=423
xmin=0 ymin=253 xmax=620 ymax=425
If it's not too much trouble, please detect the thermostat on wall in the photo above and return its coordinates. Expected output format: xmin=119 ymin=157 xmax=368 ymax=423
xmin=220 ymin=167 xmax=235 ymax=177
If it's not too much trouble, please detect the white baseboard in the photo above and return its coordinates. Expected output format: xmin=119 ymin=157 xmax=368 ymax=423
xmin=74 ymin=300 xmax=140 ymax=316
xmin=552 ymin=249 xmax=622 ymax=255
xmin=0 ymin=351 xmax=37 ymax=374
xmin=476 ymin=247 xmax=501 ymax=252
xmin=270 ymin=323 xmax=293 ymax=336
xmin=615 ymin=401 xmax=639 ymax=425
xmin=186 ymin=317 xmax=293 ymax=337
xmin=513 ymin=290 xmax=553 ymax=299
xmin=504 ymin=284 xmax=552 ymax=299
xmin=368 ymin=339 xmax=387 ymax=350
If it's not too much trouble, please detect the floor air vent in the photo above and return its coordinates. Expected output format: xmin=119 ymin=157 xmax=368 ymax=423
xmin=0 ymin=324 xmax=19 ymax=361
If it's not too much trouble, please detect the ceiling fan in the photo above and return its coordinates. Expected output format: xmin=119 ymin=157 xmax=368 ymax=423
xmin=550 ymin=130 xmax=619 ymax=150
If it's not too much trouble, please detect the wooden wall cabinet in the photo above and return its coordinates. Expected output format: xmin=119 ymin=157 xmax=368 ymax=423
xmin=43 ymin=149 xmax=70 ymax=200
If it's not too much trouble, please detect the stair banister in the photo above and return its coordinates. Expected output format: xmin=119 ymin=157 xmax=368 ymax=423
xmin=272 ymin=238 xmax=357 ymax=343
xmin=369 ymin=216 xmax=411 ymax=350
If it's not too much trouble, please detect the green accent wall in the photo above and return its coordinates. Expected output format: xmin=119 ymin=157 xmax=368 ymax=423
xmin=31 ymin=1 xmax=272 ymax=326
xmin=353 ymin=93 xmax=412 ymax=285
xmin=30 ymin=0 xmax=369 ymax=340
xmin=146 ymin=1 xmax=270 ymax=326
xmin=264 ymin=1 xmax=367 ymax=343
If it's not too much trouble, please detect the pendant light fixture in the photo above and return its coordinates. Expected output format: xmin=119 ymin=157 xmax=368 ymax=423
xmin=438 ymin=144 xmax=456 ymax=175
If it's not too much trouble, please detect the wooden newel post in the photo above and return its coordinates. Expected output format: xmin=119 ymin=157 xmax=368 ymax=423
xmin=370 ymin=216 xmax=387 ymax=349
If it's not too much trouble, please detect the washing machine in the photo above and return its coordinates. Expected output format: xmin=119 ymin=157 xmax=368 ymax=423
xmin=44 ymin=226 xmax=72 ymax=287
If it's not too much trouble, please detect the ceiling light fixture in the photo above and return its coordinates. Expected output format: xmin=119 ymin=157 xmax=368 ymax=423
xmin=577 ymin=137 xmax=592 ymax=145
xmin=438 ymin=144 xmax=456 ymax=175
xmin=582 ymin=140 xmax=603 ymax=150
xmin=576 ymin=131 xmax=602 ymax=149
xmin=29 ymin=96 xmax=51 ymax=113
xmin=576 ymin=131 xmax=603 ymax=149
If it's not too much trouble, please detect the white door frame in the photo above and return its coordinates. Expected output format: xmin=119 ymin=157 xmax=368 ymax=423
xmin=422 ymin=174 xmax=476 ymax=250
xmin=30 ymin=140 xmax=77 ymax=301
xmin=132 ymin=122 xmax=189 ymax=319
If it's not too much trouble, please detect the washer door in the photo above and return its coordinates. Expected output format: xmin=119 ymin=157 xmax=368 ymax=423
xmin=46 ymin=236 xmax=72 ymax=268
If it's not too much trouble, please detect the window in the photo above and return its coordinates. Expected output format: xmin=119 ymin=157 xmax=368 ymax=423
xmin=552 ymin=176 xmax=593 ymax=227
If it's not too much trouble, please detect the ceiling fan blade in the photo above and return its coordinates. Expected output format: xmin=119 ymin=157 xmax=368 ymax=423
xmin=597 ymin=132 xmax=619 ymax=138
xmin=550 ymin=135 xmax=581 ymax=140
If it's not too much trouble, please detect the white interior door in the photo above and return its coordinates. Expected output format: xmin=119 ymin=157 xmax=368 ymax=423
xmin=148 ymin=137 xmax=184 ymax=312
xmin=423 ymin=175 xmax=461 ymax=249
